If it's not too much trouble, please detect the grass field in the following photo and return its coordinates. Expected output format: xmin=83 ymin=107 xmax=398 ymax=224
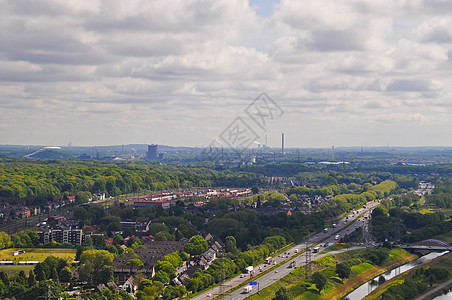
xmin=0 ymin=248 xmax=76 ymax=276
xmin=0 ymin=265 xmax=35 ymax=276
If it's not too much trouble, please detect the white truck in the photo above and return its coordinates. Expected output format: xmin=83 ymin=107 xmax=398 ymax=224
xmin=335 ymin=234 xmax=340 ymax=240
xmin=243 ymin=285 xmax=253 ymax=294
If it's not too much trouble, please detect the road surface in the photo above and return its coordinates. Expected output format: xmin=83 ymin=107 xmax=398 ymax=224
xmin=192 ymin=201 xmax=379 ymax=300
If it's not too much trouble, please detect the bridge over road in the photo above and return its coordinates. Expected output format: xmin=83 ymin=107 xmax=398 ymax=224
xmin=399 ymin=239 xmax=451 ymax=252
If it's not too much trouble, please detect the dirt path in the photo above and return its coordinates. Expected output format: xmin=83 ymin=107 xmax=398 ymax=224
xmin=414 ymin=278 xmax=452 ymax=300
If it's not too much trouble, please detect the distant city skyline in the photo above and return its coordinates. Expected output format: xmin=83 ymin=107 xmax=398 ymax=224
xmin=1 ymin=1 xmax=452 ymax=148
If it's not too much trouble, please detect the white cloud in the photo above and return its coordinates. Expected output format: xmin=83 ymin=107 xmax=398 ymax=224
xmin=1 ymin=0 xmax=452 ymax=147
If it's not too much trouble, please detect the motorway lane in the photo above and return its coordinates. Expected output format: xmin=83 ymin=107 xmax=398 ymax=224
xmin=229 ymin=247 xmax=366 ymax=300
xmin=192 ymin=201 xmax=379 ymax=300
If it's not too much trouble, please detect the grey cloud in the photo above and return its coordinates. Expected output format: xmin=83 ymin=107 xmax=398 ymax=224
xmin=307 ymin=30 xmax=365 ymax=51
xmin=84 ymin=1 xmax=228 ymax=34
xmin=4 ymin=0 xmax=68 ymax=17
xmin=386 ymin=79 xmax=441 ymax=92
xmin=422 ymin=0 xmax=452 ymax=15
xmin=421 ymin=27 xmax=452 ymax=44
xmin=0 ymin=65 xmax=95 ymax=82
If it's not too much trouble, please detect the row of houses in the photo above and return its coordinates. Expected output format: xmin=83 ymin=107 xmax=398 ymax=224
xmin=130 ymin=188 xmax=253 ymax=209
xmin=113 ymin=240 xmax=187 ymax=282
xmin=111 ymin=236 xmax=224 ymax=288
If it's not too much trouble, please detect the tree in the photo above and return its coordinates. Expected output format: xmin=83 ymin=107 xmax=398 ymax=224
xmin=79 ymin=249 xmax=114 ymax=284
xmin=336 ymin=262 xmax=351 ymax=281
xmin=155 ymin=261 xmax=176 ymax=279
xmin=28 ymin=269 xmax=36 ymax=287
xmin=17 ymin=270 xmax=27 ymax=286
xmin=179 ymin=252 xmax=189 ymax=261
xmin=184 ymin=235 xmax=208 ymax=256
xmin=75 ymin=191 xmax=91 ymax=204
xmin=59 ymin=267 xmax=72 ymax=283
xmin=225 ymin=236 xmax=238 ymax=254
xmin=83 ymin=235 xmax=93 ymax=247
xmin=113 ymin=234 xmax=124 ymax=245
xmin=74 ymin=207 xmax=89 ymax=222
xmin=75 ymin=245 xmax=84 ymax=260
xmin=98 ymin=265 xmax=114 ymax=284
xmin=273 ymin=286 xmax=292 ymax=300
xmin=251 ymin=186 xmax=260 ymax=194
xmin=126 ymin=259 xmax=144 ymax=267
xmin=312 ymin=272 xmax=328 ymax=293
xmin=155 ymin=231 xmax=175 ymax=241
xmin=24 ymin=280 xmax=62 ymax=300
xmin=96 ymin=235 xmax=107 ymax=249
xmin=28 ymin=231 xmax=40 ymax=246
xmin=34 ymin=263 xmax=47 ymax=281
xmin=0 ymin=271 xmax=9 ymax=287
xmin=153 ymin=270 xmax=170 ymax=284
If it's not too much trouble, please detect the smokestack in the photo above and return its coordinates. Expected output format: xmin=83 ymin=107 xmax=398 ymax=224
xmin=282 ymin=133 xmax=285 ymax=155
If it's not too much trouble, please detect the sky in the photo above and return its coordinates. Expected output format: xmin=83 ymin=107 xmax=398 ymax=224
xmin=1 ymin=0 xmax=452 ymax=148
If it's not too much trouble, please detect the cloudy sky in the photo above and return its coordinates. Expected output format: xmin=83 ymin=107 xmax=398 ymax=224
xmin=1 ymin=0 xmax=452 ymax=148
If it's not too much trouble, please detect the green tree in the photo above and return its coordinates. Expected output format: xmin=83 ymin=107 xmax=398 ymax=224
xmin=25 ymin=280 xmax=62 ymax=300
xmin=251 ymin=186 xmax=260 ymax=194
xmin=126 ymin=259 xmax=144 ymax=267
xmin=79 ymin=249 xmax=114 ymax=284
xmin=83 ymin=235 xmax=93 ymax=247
xmin=184 ymin=235 xmax=208 ymax=256
xmin=312 ymin=272 xmax=328 ymax=293
xmin=96 ymin=235 xmax=107 ymax=249
xmin=113 ymin=234 xmax=124 ymax=245
xmin=225 ymin=236 xmax=238 ymax=254
xmin=59 ymin=267 xmax=72 ymax=283
xmin=98 ymin=265 xmax=114 ymax=284
xmin=28 ymin=231 xmax=40 ymax=245
xmin=155 ymin=231 xmax=175 ymax=241
xmin=74 ymin=207 xmax=89 ymax=222
xmin=336 ymin=262 xmax=351 ymax=281
xmin=34 ymin=263 xmax=47 ymax=281
xmin=155 ymin=261 xmax=176 ymax=279
xmin=75 ymin=191 xmax=91 ymax=204
xmin=153 ymin=270 xmax=170 ymax=284
xmin=28 ymin=269 xmax=37 ymax=287
xmin=17 ymin=270 xmax=27 ymax=286
xmin=273 ymin=286 xmax=292 ymax=300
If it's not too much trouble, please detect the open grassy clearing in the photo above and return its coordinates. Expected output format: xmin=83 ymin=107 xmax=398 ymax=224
xmin=0 ymin=248 xmax=76 ymax=262
xmin=0 ymin=265 xmax=35 ymax=276
xmin=0 ymin=248 xmax=76 ymax=276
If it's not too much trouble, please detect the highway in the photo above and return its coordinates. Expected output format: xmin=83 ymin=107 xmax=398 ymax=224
xmin=192 ymin=201 xmax=379 ymax=300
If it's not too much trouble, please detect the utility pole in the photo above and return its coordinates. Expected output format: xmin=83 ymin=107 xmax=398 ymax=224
xmin=219 ymin=251 xmax=225 ymax=299
xmin=305 ymin=240 xmax=312 ymax=280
